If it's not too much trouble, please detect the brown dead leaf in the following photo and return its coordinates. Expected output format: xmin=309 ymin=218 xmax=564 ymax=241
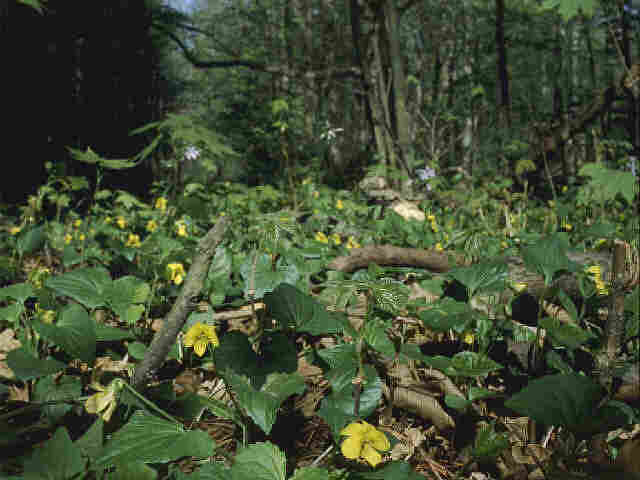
xmin=174 ymin=369 xmax=202 ymax=395
xmin=0 ymin=329 xmax=21 ymax=353
xmin=8 ymin=384 xmax=29 ymax=402
xmin=616 ymin=435 xmax=640 ymax=477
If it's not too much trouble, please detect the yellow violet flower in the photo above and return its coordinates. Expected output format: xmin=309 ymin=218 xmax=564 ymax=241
xmin=346 ymin=236 xmax=361 ymax=249
xmin=586 ymin=265 xmax=609 ymax=295
xmin=116 ymin=216 xmax=126 ymax=229
xmin=175 ymin=221 xmax=188 ymax=237
xmin=64 ymin=233 xmax=73 ymax=244
xmin=104 ymin=216 xmax=112 ymax=224
xmin=125 ymin=233 xmax=141 ymax=248
xmin=427 ymin=214 xmax=435 ymax=221
xmin=9 ymin=226 xmax=22 ymax=235
xmin=336 ymin=199 xmax=344 ymax=210
xmin=340 ymin=420 xmax=390 ymax=467
xmin=315 ymin=231 xmax=329 ymax=244
xmin=78 ymin=233 xmax=85 ymax=241
xmin=561 ymin=185 xmax=568 ymax=193
xmin=184 ymin=322 xmax=219 ymax=357
xmin=155 ymin=197 xmax=167 ymax=212
xmin=220 ymin=211 xmax=226 ymax=216
xmin=146 ymin=220 xmax=157 ymax=232
xmin=85 ymin=379 xmax=124 ymax=422
xmin=513 ymin=282 xmax=528 ymax=293
xmin=463 ymin=332 xmax=474 ymax=345
xmin=594 ymin=238 xmax=607 ymax=248
xmin=331 ymin=233 xmax=341 ymax=245
xmin=167 ymin=263 xmax=186 ymax=285
xmin=74 ymin=219 xmax=82 ymax=227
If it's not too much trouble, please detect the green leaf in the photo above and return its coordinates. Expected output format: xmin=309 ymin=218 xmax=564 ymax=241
xmin=95 ymin=324 xmax=135 ymax=341
xmin=0 ymin=282 xmax=35 ymax=303
xmin=7 ymin=348 xmax=66 ymax=381
xmin=362 ymin=319 xmax=396 ymax=358
xmin=505 ymin=373 xmax=606 ymax=436
xmin=445 ymin=394 xmax=471 ymax=412
xmin=33 ymin=303 xmax=96 ymax=363
xmin=45 ymin=267 xmax=112 ymax=309
xmin=33 ymin=375 xmax=82 ymax=423
xmin=450 ymin=351 xmax=503 ymax=378
xmin=239 ymin=255 xmax=299 ymax=299
xmin=74 ymin=418 xmax=104 ymax=462
xmin=0 ymin=303 xmax=24 ymax=323
xmin=288 ymin=466 xmax=331 ymax=480
xmin=264 ymin=283 xmax=345 ymax=335
xmin=188 ymin=461 xmax=232 ymax=480
xmin=109 ymin=461 xmax=158 ymax=480
xmin=94 ymin=411 xmax=215 ymax=467
xmin=17 ymin=0 xmax=45 ymax=14
xmin=448 ymin=260 xmax=509 ymax=298
xmin=472 ymin=424 xmax=509 ymax=460
xmin=419 ymin=298 xmax=474 ymax=333
xmin=521 ymin=234 xmax=571 ymax=286
xmin=231 ymin=442 xmax=286 ymax=480
xmin=539 ymin=317 xmax=595 ymax=350
xmin=542 ymin=0 xmax=597 ymax=21
xmin=23 ymin=427 xmax=84 ymax=480
xmin=17 ymin=225 xmax=46 ymax=256
xmin=579 ymin=162 xmax=638 ymax=205
xmin=127 ymin=342 xmax=148 ymax=360
xmin=226 ymin=371 xmax=305 ymax=435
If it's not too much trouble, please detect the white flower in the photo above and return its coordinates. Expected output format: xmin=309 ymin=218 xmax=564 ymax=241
xmin=184 ymin=146 xmax=200 ymax=161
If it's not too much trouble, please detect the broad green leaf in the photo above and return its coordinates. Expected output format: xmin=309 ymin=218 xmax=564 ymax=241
xmin=0 ymin=282 xmax=35 ymax=303
xmin=579 ymin=163 xmax=637 ymax=205
xmin=95 ymin=324 xmax=134 ymax=341
xmin=74 ymin=418 xmax=104 ymax=462
xmin=239 ymin=255 xmax=299 ymax=299
xmin=359 ymin=461 xmax=424 ymax=480
xmin=445 ymin=394 xmax=471 ymax=412
xmin=187 ymin=461 xmax=232 ymax=480
xmin=322 ymin=364 xmax=382 ymax=419
xmin=521 ymin=234 xmax=571 ymax=286
xmin=17 ymin=0 xmax=45 ymax=14
xmin=264 ymin=283 xmax=345 ymax=335
xmin=127 ymin=342 xmax=147 ymax=360
xmin=226 ymin=371 xmax=305 ymax=435
xmin=419 ymin=298 xmax=474 ymax=333
xmin=22 ymin=427 xmax=84 ymax=480
xmin=505 ymin=373 xmax=605 ymax=435
xmin=45 ymin=267 xmax=112 ymax=309
xmin=539 ymin=317 xmax=595 ymax=350
xmin=7 ymin=348 xmax=66 ymax=381
xmin=362 ymin=319 xmax=395 ymax=358
xmin=17 ymin=225 xmax=46 ymax=256
xmin=450 ymin=351 xmax=503 ymax=377
xmin=109 ymin=461 xmax=158 ymax=480
xmin=33 ymin=375 xmax=82 ymax=423
xmin=104 ymin=276 xmax=149 ymax=323
xmin=32 ymin=303 xmax=96 ymax=363
xmin=448 ymin=260 xmax=509 ymax=298
xmin=0 ymin=303 xmax=24 ymax=323
xmin=231 ymin=442 xmax=286 ymax=480
xmin=288 ymin=466 xmax=331 ymax=480
xmin=542 ymin=0 xmax=596 ymax=21
xmin=472 ymin=424 xmax=509 ymax=460
xmin=94 ymin=411 xmax=215 ymax=467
